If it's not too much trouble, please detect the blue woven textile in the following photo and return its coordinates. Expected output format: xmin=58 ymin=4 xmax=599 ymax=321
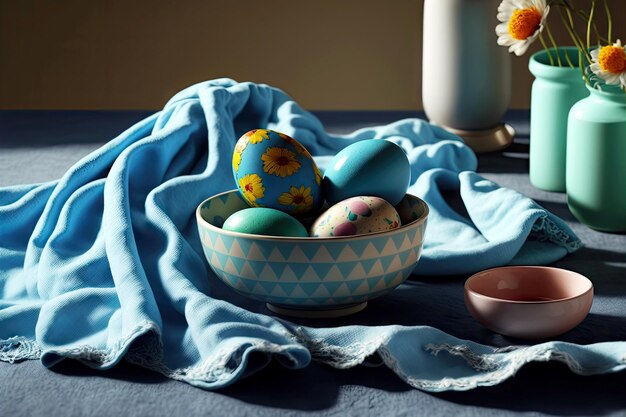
xmin=4 ymin=79 xmax=624 ymax=392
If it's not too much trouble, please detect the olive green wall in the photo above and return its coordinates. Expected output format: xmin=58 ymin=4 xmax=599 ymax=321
xmin=1 ymin=0 xmax=623 ymax=110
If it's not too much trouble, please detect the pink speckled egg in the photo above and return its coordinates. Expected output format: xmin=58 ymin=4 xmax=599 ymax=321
xmin=309 ymin=196 xmax=401 ymax=237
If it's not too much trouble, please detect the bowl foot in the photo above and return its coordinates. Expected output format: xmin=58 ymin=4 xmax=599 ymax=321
xmin=440 ymin=123 xmax=515 ymax=153
xmin=266 ymin=302 xmax=367 ymax=318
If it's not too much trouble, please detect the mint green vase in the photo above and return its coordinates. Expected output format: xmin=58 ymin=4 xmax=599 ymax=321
xmin=567 ymin=85 xmax=626 ymax=232
xmin=528 ymin=48 xmax=588 ymax=192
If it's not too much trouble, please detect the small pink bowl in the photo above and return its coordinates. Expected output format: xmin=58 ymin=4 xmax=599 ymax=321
xmin=464 ymin=266 xmax=593 ymax=339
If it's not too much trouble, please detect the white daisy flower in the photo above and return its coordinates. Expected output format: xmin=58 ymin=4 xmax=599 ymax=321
xmin=495 ymin=0 xmax=550 ymax=56
xmin=590 ymin=40 xmax=626 ymax=90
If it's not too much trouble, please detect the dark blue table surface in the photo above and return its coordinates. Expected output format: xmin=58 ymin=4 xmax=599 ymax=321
xmin=1 ymin=110 xmax=625 ymax=417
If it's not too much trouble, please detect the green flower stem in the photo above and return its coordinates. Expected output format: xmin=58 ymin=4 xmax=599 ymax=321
xmin=578 ymin=49 xmax=591 ymax=87
xmin=539 ymin=33 xmax=555 ymax=66
xmin=563 ymin=45 xmax=575 ymax=68
xmin=561 ymin=6 xmax=592 ymax=63
xmin=545 ymin=23 xmax=563 ymax=67
xmin=578 ymin=12 xmax=609 ymax=44
xmin=549 ymin=2 xmax=597 ymax=47
xmin=560 ymin=3 xmax=610 ymax=44
xmin=557 ymin=7 xmax=592 ymax=86
xmin=587 ymin=1 xmax=596 ymax=50
xmin=604 ymin=0 xmax=612 ymax=43
xmin=564 ymin=2 xmax=575 ymax=26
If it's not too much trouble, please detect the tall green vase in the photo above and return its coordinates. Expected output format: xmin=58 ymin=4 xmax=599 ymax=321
xmin=567 ymin=85 xmax=626 ymax=232
xmin=528 ymin=47 xmax=588 ymax=192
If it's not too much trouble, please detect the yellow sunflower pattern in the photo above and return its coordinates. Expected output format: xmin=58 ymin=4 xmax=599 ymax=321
xmin=232 ymin=137 xmax=248 ymax=172
xmin=278 ymin=186 xmax=313 ymax=213
xmin=247 ymin=129 xmax=270 ymax=144
xmin=232 ymin=151 xmax=242 ymax=172
xmin=238 ymin=174 xmax=265 ymax=204
xmin=262 ymin=147 xmax=301 ymax=177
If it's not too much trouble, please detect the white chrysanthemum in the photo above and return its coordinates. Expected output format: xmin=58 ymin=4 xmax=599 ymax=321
xmin=590 ymin=40 xmax=626 ymax=90
xmin=495 ymin=0 xmax=550 ymax=56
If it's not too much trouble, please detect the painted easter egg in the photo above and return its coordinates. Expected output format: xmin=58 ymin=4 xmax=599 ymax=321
xmin=309 ymin=196 xmax=401 ymax=237
xmin=232 ymin=129 xmax=323 ymax=216
xmin=323 ymin=139 xmax=411 ymax=206
xmin=222 ymin=207 xmax=308 ymax=237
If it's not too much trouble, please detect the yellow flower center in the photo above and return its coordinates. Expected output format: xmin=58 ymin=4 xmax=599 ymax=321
xmin=598 ymin=45 xmax=626 ymax=74
xmin=508 ymin=7 xmax=542 ymax=40
xmin=262 ymin=147 xmax=301 ymax=177
xmin=239 ymin=174 xmax=265 ymax=202
xmin=278 ymin=186 xmax=312 ymax=213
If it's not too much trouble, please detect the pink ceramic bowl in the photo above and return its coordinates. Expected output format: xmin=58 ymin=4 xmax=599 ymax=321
xmin=464 ymin=266 xmax=593 ymax=339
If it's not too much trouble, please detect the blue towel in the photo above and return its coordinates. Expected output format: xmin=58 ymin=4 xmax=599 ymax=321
xmin=4 ymin=79 xmax=624 ymax=392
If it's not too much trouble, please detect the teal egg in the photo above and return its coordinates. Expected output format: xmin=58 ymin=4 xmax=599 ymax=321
xmin=222 ymin=208 xmax=308 ymax=237
xmin=232 ymin=129 xmax=323 ymax=216
xmin=322 ymin=139 xmax=411 ymax=206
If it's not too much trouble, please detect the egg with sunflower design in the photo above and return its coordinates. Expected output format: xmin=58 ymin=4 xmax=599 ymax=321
xmin=232 ymin=129 xmax=323 ymax=216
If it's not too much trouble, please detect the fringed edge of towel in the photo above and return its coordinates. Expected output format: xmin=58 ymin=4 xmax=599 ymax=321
xmin=416 ymin=342 xmax=626 ymax=391
xmin=4 ymin=325 xmax=626 ymax=392
xmin=531 ymin=215 xmax=583 ymax=253
xmin=0 ymin=323 xmax=306 ymax=388
xmin=287 ymin=327 xmax=524 ymax=392
xmin=0 ymin=321 xmax=157 ymax=368
xmin=125 ymin=329 xmax=308 ymax=388
xmin=288 ymin=328 xmax=626 ymax=392
xmin=0 ymin=336 xmax=42 ymax=363
xmin=290 ymin=327 xmax=387 ymax=369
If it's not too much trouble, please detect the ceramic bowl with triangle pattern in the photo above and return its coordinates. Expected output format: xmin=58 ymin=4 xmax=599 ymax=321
xmin=196 ymin=190 xmax=428 ymax=318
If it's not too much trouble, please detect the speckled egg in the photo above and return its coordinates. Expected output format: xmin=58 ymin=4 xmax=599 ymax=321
xmin=232 ymin=129 xmax=323 ymax=216
xmin=222 ymin=208 xmax=308 ymax=237
xmin=322 ymin=139 xmax=411 ymax=206
xmin=309 ymin=196 xmax=401 ymax=237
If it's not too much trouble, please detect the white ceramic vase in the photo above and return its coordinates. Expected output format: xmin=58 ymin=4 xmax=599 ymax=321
xmin=422 ymin=0 xmax=512 ymax=143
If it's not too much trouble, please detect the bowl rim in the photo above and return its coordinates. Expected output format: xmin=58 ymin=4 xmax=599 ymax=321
xmin=464 ymin=266 xmax=594 ymax=305
xmin=196 ymin=189 xmax=429 ymax=242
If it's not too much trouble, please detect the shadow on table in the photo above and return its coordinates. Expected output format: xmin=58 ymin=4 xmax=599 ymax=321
xmin=533 ymin=198 xmax=576 ymax=221
xmin=477 ymin=142 xmax=529 ymax=174
xmin=219 ymin=358 xmax=410 ymax=410
xmin=433 ymin=361 xmax=626 ymax=416
xmin=562 ymin=312 xmax=626 ymax=343
xmin=556 ymin=247 xmax=626 ymax=296
xmin=51 ymin=357 xmax=168 ymax=384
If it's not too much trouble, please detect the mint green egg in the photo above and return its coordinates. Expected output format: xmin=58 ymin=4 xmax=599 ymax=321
xmin=222 ymin=207 xmax=308 ymax=237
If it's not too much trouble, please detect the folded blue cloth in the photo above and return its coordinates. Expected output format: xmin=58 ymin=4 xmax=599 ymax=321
xmin=4 ymin=79 xmax=623 ymax=392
